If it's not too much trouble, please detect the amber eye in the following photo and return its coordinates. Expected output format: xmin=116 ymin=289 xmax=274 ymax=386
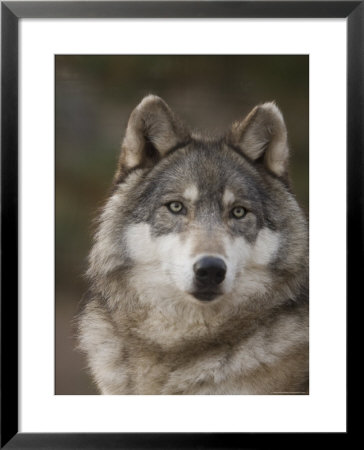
xmin=231 ymin=206 xmax=247 ymax=219
xmin=167 ymin=201 xmax=184 ymax=214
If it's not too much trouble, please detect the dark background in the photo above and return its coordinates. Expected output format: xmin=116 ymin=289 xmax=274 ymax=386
xmin=55 ymin=55 xmax=309 ymax=394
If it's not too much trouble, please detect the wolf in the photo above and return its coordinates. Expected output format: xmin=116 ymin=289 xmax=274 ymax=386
xmin=77 ymin=95 xmax=309 ymax=395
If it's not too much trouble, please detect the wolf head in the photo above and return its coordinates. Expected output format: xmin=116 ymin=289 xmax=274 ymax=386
xmin=88 ymin=95 xmax=308 ymax=310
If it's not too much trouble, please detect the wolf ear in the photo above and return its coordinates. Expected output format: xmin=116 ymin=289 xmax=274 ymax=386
xmin=228 ymin=102 xmax=289 ymax=177
xmin=115 ymin=95 xmax=189 ymax=180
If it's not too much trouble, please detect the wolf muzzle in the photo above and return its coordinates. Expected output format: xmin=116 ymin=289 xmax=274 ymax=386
xmin=192 ymin=256 xmax=226 ymax=301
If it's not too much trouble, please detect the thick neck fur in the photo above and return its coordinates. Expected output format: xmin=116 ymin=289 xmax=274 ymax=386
xmin=88 ymin=262 xmax=308 ymax=352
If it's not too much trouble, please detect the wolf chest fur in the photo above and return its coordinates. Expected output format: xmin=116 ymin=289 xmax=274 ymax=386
xmin=77 ymin=95 xmax=309 ymax=395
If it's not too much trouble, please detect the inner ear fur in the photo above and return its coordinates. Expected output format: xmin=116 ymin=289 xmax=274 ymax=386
xmin=228 ymin=102 xmax=289 ymax=177
xmin=115 ymin=95 xmax=190 ymax=181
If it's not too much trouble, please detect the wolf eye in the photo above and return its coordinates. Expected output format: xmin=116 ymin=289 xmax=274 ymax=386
xmin=167 ymin=201 xmax=184 ymax=214
xmin=231 ymin=206 xmax=247 ymax=219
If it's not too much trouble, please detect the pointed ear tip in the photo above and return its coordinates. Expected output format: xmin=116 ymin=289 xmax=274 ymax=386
xmin=259 ymin=101 xmax=284 ymax=115
xmin=137 ymin=94 xmax=164 ymax=109
xmin=259 ymin=101 xmax=279 ymax=111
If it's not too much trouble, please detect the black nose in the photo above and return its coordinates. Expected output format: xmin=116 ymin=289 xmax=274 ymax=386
xmin=193 ymin=257 xmax=227 ymax=287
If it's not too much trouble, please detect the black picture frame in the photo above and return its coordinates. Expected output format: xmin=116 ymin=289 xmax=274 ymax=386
xmin=1 ymin=1 xmax=358 ymax=448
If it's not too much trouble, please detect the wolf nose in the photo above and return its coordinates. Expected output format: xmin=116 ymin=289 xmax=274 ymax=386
xmin=193 ymin=257 xmax=227 ymax=286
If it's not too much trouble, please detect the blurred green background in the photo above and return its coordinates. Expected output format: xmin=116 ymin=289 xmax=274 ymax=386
xmin=56 ymin=55 xmax=309 ymax=395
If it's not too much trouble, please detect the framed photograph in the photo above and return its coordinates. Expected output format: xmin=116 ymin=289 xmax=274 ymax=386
xmin=2 ymin=1 xmax=357 ymax=447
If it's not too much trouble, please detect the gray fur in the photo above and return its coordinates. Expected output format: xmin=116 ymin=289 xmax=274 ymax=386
xmin=77 ymin=95 xmax=309 ymax=395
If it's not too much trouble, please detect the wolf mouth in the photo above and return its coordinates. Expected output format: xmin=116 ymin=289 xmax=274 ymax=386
xmin=191 ymin=291 xmax=221 ymax=302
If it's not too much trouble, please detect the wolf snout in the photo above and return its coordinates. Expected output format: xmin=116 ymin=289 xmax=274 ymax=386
xmin=193 ymin=256 xmax=227 ymax=287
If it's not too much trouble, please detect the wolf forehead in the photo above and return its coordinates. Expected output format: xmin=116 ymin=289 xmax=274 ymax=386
xmin=134 ymin=142 xmax=266 ymax=197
